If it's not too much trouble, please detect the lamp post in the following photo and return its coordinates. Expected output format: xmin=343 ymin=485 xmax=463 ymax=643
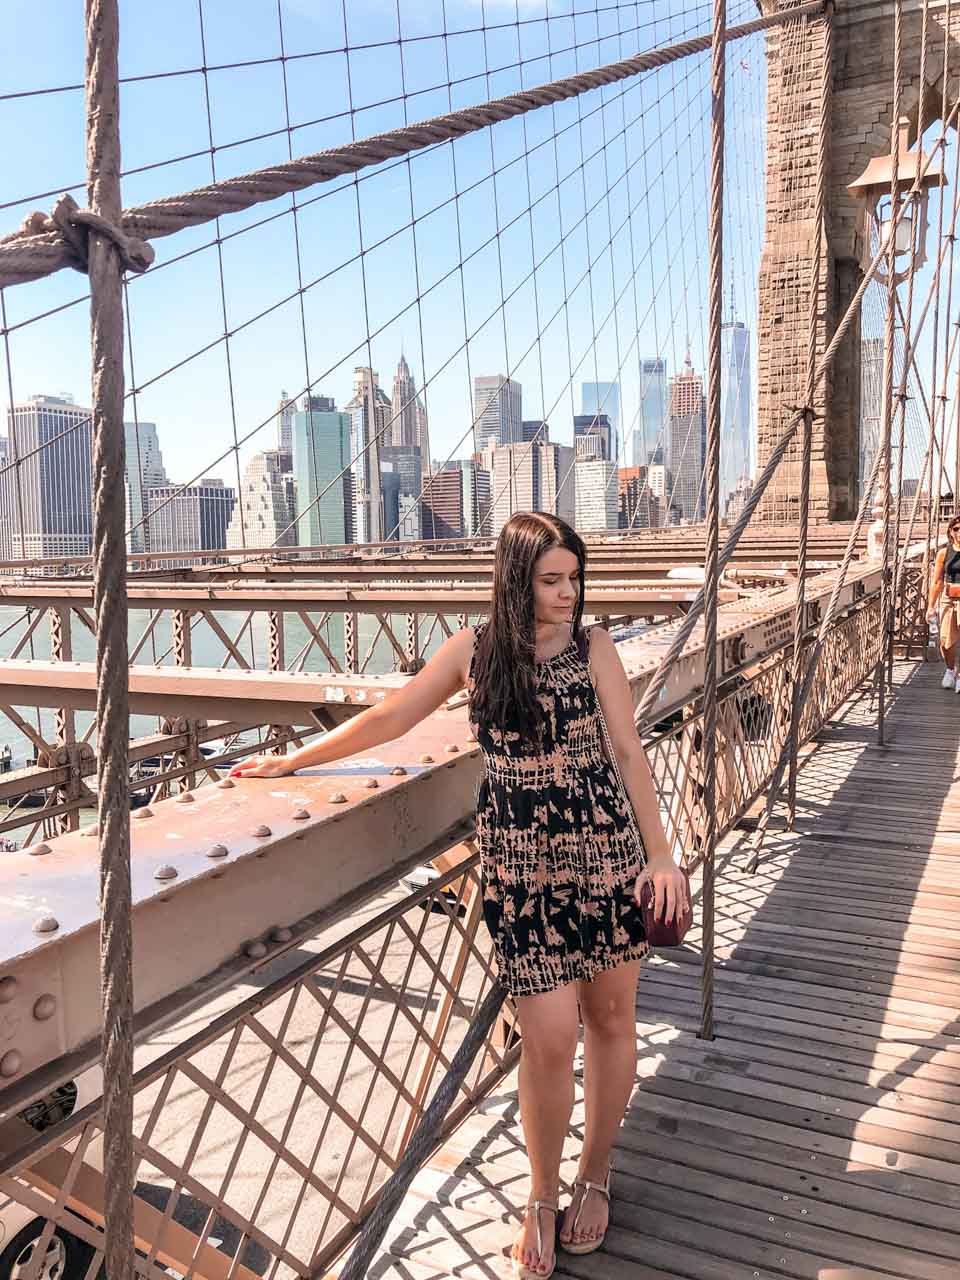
xmin=848 ymin=116 xmax=942 ymax=285
xmin=850 ymin=117 xmax=944 ymax=553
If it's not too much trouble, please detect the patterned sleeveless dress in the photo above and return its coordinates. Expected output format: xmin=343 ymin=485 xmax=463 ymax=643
xmin=471 ymin=625 xmax=649 ymax=998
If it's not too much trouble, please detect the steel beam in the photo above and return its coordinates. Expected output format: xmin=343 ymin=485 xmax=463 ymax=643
xmin=0 ymin=705 xmax=479 ymax=1116
xmin=0 ymin=664 xmax=409 ymax=725
xmin=0 ymin=521 xmax=871 ymax=575
xmin=0 ymin=583 xmax=731 ymax=614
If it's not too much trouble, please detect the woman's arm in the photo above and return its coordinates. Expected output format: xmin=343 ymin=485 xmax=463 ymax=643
xmin=230 ymin=627 xmax=476 ymax=777
xmin=929 ymin=548 xmax=947 ymax=617
xmin=587 ymin=627 xmax=685 ymax=920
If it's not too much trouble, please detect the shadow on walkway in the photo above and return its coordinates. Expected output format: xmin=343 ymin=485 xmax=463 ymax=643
xmin=372 ymin=659 xmax=960 ymax=1278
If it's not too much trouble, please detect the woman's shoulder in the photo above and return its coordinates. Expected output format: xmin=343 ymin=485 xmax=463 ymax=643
xmin=582 ymin=623 xmax=616 ymax=657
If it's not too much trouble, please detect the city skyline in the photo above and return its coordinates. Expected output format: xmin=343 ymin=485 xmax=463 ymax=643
xmin=0 ymin=332 xmax=757 ymax=562
xmin=1 ymin=2 xmax=770 ymax=501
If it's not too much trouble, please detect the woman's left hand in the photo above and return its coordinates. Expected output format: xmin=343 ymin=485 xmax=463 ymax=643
xmin=635 ymin=856 xmax=688 ymax=924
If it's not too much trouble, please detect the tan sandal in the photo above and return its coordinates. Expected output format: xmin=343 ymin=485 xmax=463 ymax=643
xmin=561 ymin=1168 xmax=611 ymax=1255
xmin=512 ymin=1200 xmax=558 ymax=1279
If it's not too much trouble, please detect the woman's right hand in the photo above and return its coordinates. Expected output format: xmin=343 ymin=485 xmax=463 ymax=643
xmin=229 ymin=755 xmax=297 ymax=779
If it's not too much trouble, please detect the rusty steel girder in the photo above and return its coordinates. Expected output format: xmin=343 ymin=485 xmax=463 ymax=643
xmin=0 ymin=705 xmax=479 ymax=1117
xmin=0 ymin=664 xmax=410 ymax=725
xmin=0 ymin=582 xmax=729 ymax=614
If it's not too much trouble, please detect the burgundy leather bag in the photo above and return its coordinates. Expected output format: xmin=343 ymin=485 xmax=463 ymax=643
xmin=578 ymin=628 xmax=693 ymax=947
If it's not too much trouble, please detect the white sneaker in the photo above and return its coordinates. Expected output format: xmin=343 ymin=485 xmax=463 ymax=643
xmin=943 ymin=670 xmax=956 ymax=690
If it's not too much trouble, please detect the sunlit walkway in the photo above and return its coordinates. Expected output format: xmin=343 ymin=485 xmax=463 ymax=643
xmin=368 ymin=659 xmax=960 ymax=1279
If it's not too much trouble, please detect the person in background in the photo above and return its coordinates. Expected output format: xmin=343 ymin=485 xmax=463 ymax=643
xmin=927 ymin=515 xmax=960 ymax=691
xmin=230 ymin=511 xmax=686 ymax=1279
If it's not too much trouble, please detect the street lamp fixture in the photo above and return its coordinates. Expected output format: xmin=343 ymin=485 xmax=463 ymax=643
xmin=848 ymin=116 xmax=944 ymax=283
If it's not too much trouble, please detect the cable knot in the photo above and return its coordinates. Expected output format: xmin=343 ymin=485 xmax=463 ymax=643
xmin=23 ymin=193 xmax=154 ymax=276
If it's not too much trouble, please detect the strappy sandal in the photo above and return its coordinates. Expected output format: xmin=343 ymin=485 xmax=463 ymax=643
xmin=561 ymin=1168 xmax=611 ymax=1255
xmin=512 ymin=1200 xmax=558 ymax=1279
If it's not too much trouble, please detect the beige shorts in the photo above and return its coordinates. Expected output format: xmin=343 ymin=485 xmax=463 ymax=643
xmin=940 ymin=601 xmax=960 ymax=658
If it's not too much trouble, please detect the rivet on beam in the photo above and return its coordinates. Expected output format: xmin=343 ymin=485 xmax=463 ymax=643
xmin=175 ymin=792 xmax=196 ymax=804
xmin=328 ymin=792 xmax=347 ymax=805
xmin=245 ymin=940 xmax=268 ymax=960
xmin=419 ymin=754 xmax=434 ymax=764
xmin=33 ymin=994 xmax=56 ymax=1021
xmin=0 ymin=976 xmax=17 ymax=1003
xmin=0 ymin=1050 xmax=22 ymax=1079
xmin=27 ymin=843 xmax=52 ymax=857
xmin=81 ymin=824 xmax=99 ymax=837
xmin=207 ymin=843 xmax=229 ymax=858
xmin=217 ymin=778 xmax=235 ymax=790
xmin=251 ymin=824 xmax=272 ymax=837
xmin=271 ymin=926 xmax=293 ymax=943
xmin=390 ymin=766 xmax=407 ymax=776
xmin=292 ymin=808 xmax=310 ymax=820
xmin=444 ymin=743 xmax=459 ymax=754
xmin=33 ymin=916 xmax=59 ymax=935
xmin=132 ymin=807 xmax=153 ymax=820
xmin=154 ymin=864 xmax=178 ymax=881
xmin=362 ymin=778 xmax=379 ymax=789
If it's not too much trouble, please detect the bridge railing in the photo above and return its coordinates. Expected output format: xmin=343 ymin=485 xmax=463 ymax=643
xmin=0 ymin=547 xmax=923 ymax=1279
xmin=0 ymin=587 xmax=707 ymax=847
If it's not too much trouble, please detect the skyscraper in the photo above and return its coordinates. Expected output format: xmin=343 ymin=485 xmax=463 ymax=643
xmin=482 ymin=440 xmax=575 ymax=534
xmin=474 ymin=375 xmax=522 ymax=448
xmin=345 ymin=367 xmax=391 ymax=544
xmin=668 ymin=354 xmax=707 ymax=522
xmin=460 ymin=458 xmax=491 ymax=537
xmin=380 ymin=445 xmax=422 ymax=507
xmin=860 ymin=335 xmax=884 ymax=505
xmin=1 ymin=395 xmax=94 ymax=560
xmin=276 ymin=391 xmax=297 ymax=462
xmin=291 ymin=394 xmax=351 ymax=546
xmin=521 ymin=419 xmax=548 ymax=443
xmin=226 ymin=450 xmax=297 ymax=550
xmin=720 ymin=319 xmax=752 ymax=504
xmin=390 ymin=355 xmax=429 ymax=458
xmin=422 ymin=467 xmax=465 ymax=540
xmin=619 ymin=465 xmax=665 ymax=529
xmin=145 ymin=479 xmax=235 ymax=568
xmin=540 ymin=443 xmax=576 ymax=526
xmin=124 ymin=419 xmax=168 ymax=554
xmin=635 ymin=359 xmax=668 ymax=467
xmin=575 ymin=459 xmax=619 ymax=531
xmin=582 ymin=382 xmax=621 ymax=460
xmin=573 ymin=413 xmax=612 ymax=461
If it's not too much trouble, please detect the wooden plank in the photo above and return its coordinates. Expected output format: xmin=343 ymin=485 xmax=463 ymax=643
xmin=639 ymin=970 xmax=960 ymax=1047
xmin=613 ymin=1166 xmax=958 ymax=1280
xmin=616 ymin=1123 xmax=960 ymax=1256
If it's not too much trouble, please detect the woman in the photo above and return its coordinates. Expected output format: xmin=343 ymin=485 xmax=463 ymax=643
xmin=927 ymin=516 xmax=960 ymax=691
xmin=231 ymin=512 xmax=686 ymax=1278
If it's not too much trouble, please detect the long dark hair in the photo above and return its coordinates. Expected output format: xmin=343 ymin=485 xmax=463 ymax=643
xmin=470 ymin=512 xmax=586 ymax=741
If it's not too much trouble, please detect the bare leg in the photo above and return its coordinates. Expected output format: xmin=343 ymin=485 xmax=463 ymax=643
xmin=511 ymin=982 xmax=579 ymax=1275
xmin=560 ymin=958 xmax=642 ymax=1248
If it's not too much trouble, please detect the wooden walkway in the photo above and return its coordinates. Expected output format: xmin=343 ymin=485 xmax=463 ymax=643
xmin=370 ymin=659 xmax=960 ymax=1279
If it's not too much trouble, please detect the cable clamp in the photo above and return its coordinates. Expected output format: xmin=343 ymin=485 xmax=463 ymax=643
xmin=786 ymin=403 xmax=823 ymax=422
xmin=20 ymin=193 xmax=154 ymax=277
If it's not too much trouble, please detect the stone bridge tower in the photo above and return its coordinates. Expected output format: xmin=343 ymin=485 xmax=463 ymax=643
xmin=756 ymin=0 xmax=960 ymax=522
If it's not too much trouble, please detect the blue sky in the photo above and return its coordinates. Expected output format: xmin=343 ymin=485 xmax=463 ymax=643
xmin=3 ymin=1 xmax=771 ymax=493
